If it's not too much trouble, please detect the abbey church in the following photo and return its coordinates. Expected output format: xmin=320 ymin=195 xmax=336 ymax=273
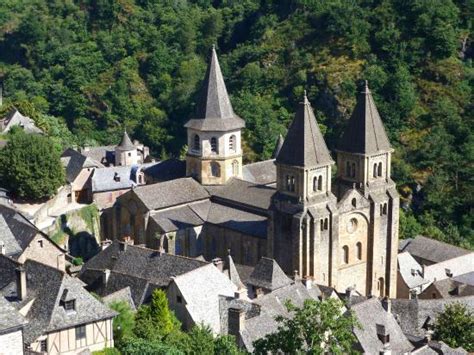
xmin=111 ymin=47 xmax=399 ymax=298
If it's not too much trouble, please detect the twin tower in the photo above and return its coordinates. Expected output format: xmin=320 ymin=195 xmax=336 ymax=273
xmin=184 ymin=47 xmax=399 ymax=298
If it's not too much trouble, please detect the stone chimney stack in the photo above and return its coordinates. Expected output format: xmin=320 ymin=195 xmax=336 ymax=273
xmin=228 ymin=307 xmax=245 ymax=344
xmin=16 ymin=266 xmax=27 ymax=301
xmin=119 ymin=242 xmax=127 ymax=252
xmin=382 ymin=297 xmax=391 ymax=313
xmin=376 ymin=324 xmax=391 ymax=355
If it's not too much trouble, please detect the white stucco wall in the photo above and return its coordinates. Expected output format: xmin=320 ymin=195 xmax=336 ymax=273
xmin=0 ymin=329 xmax=24 ymax=355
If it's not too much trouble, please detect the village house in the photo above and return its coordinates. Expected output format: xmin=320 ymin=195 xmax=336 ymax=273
xmin=0 ymin=108 xmax=42 ymax=134
xmin=0 ymin=295 xmax=27 ymax=355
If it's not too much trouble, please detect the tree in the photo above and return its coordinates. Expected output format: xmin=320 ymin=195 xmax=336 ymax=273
xmin=434 ymin=303 xmax=474 ymax=351
xmin=253 ymin=298 xmax=360 ymax=354
xmin=109 ymin=301 xmax=135 ymax=349
xmin=0 ymin=130 xmax=64 ymax=200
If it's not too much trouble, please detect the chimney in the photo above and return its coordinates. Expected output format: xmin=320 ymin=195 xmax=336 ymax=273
xmin=16 ymin=266 xmax=27 ymax=301
xmin=103 ymin=269 xmax=110 ymax=285
xmin=101 ymin=239 xmax=112 ymax=251
xmin=376 ymin=324 xmax=391 ymax=355
xmin=228 ymin=307 xmax=245 ymax=340
xmin=212 ymin=258 xmax=224 ymax=272
xmin=0 ymin=241 xmax=5 ymax=255
xmin=114 ymin=172 xmax=121 ymax=182
xmin=382 ymin=297 xmax=391 ymax=314
xmin=119 ymin=242 xmax=127 ymax=252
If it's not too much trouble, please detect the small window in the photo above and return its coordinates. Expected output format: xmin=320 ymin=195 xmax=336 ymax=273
xmin=210 ymin=162 xmax=220 ymax=177
xmin=378 ymin=162 xmax=383 ymax=177
xmin=320 ymin=219 xmax=324 ymax=231
xmin=64 ymin=300 xmax=76 ymax=312
xmin=193 ymin=134 xmax=200 ymax=151
xmin=40 ymin=340 xmax=48 ymax=352
xmin=373 ymin=164 xmax=377 ymax=178
xmin=351 ymin=163 xmax=356 ymax=178
xmin=290 ymin=176 xmax=295 ymax=192
xmin=210 ymin=137 xmax=218 ymax=153
xmin=177 ymin=295 xmax=183 ymax=304
xmin=346 ymin=162 xmax=351 ymax=177
xmin=318 ymin=176 xmax=323 ymax=191
xmin=128 ymin=152 xmax=131 ymax=157
xmin=229 ymin=135 xmax=236 ymax=152
xmin=324 ymin=218 xmax=329 ymax=230
xmin=383 ymin=203 xmax=388 ymax=215
xmin=351 ymin=198 xmax=357 ymax=207
xmin=75 ymin=325 xmax=86 ymax=340
xmin=343 ymin=246 xmax=349 ymax=264
xmin=38 ymin=240 xmax=43 ymax=248
xmin=356 ymin=242 xmax=362 ymax=260
xmin=313 ymin=176 xmax=317 ymax=192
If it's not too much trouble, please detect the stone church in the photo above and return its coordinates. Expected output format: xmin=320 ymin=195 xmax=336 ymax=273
xmin=110 ymin=47 xmax=399 ymax=298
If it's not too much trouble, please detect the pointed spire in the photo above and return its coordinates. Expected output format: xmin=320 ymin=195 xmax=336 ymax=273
xmin=338 ymin=81 xmax=391 ymax=154
xmin=276 ymin=92 xmax=333 ymax=167
xmin=184 ymin=46 xmax=245 ymax=132
xmin=272 ymin=134 xmax=285 ymax=159
xmin=117 ymin=130 xmax=135 ymax=151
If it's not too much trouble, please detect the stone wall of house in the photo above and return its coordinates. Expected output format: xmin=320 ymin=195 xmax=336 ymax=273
xmin=93 ymin=189 xmax=129 ymax=211
xmin=17 ymin=234 xmax=66 ymax=271
xmin=0 ymin=328 xmax=24 ymax=355
xmin=166 ymin=282 xmax=194 ymax=331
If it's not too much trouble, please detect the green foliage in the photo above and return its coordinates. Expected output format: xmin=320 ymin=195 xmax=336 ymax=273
xmin=0 ymin=130 xmax=64 ymax=200
xmin=434 ymin=303 xmax=474 ymax=351
xmin=71 ymin=257 xmax=83 ymax=266
xmin=187 ymin=325 xmax=215 ymax=354
xmin=92 ymin=348 xmax=121 ymax=355
xmin=253 ymin=298 xmax=360 ymax=354
xmin=119 ymin=338 xmax=183 ymax=355
xmin=110 ymin=301 xmax=136 ymax=349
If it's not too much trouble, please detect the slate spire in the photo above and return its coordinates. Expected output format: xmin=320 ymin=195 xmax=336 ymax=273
xmin=184 ymin=46 xmax=244 ymax=131
xmin=117 ymin=130 xmax=135 ymax=151
xmin=272 ymin=134 xmax=285 ymax=159
xmin=276 ymin=92 xmax=333 ymax=167
xmin=338 ymin=81 xmax=391 ymax=154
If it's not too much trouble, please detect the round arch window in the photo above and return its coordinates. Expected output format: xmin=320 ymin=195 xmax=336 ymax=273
xmin=346 ymin=218 xmax=358 ymax=233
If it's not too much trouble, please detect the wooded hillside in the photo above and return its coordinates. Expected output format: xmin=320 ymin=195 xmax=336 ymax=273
xmin=0 ymin=0 xmax=472 ymax=247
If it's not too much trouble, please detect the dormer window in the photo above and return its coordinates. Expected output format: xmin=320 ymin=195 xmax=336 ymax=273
xmin=64 ymin=300 xmax=76 ymax=312
xmin=445 ymin=268 xmax=453 ymax=277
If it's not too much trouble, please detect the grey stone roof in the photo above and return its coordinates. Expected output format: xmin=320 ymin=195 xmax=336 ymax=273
xmin=248 ymin=257 xmax=292 ymax=291
xmin=132 ymin=177 xmax=210 ymax=211
xmin=422 ymin=278 xmax=474 ymax=299
xmin=61 ymin=148 xmax=102 ymax=183
xmin=413 ymin=341 xmax=468 ymax=354
xmin=0 ymin=295 xmax=27 ymax=333
xmin=452 ymin=271 xmax=474 ymax=286
xmin=1 ymin=108 xmax=43 ymax=134
xmin=91 ymin=165 xmax=136 ymax=192
xmin=400 ymin=236 xmax=471 ymax=264
xmin=398 ymin=252 xmax=430 ymax=289
xmin=350 ymin=298 xmax=413 ymax=354
xmin=149 ymin=202 xmax=207 ymax=233
xmin=79 ymin=241 xmax=209 ymax=305
xmin=338 ymin=81 xmax=391 ymax=154
xmin=208 ymin=178 xmax=275 ymax=211
xmin=391 ymin=296 xmax=474 ymax=337
xmin=226 ymin=254 xmax=244 ymax=289
xmin=0 ymin=258 xmax=116 ymax=344
xmin=116 ymin=131 xmax=135 ymax=151
xmin=80 ymin=145 xmax=116 ymax=166
xmin=242 ymin=160 xmax=277 ymax=185
xmin=184 ymin=47 xmax=245 ymax=132
xmin=102 ymin=286 xmax=136 ymax=311
xmin=276 ymin=94 xmax=333 ymax=167
xmin=206 ymin=202 xmax=268 ymax=238
xmin=272 ymin=134 xmax=284 ymax=159
xmin=143 ymin=158 xmax=186 ymax=182
xmin=171 ymin=264 xmax=236 ymax=333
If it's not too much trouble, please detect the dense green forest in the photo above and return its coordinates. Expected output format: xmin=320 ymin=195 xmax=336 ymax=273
xmin=0 ymin=0 xmax=472 ymax=248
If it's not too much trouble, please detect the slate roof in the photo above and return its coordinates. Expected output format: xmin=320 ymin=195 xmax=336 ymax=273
xmin=116 ymin=131 xmax=135 ymax=151
xmin=391 ymin=296 xmax=474 ymax=337
xmin=338 ymin=81 xmax=391 ymax=154
xmin=423 ymin=253 xmax=474 ymax=284
xmin=400 ymin=236 xmax=471 ymax=264
xmin=61 ymin=148 xmax=102 ymax=183
xmin=91 ymin=165 xmax=137 ymax=192
xmin=79 ymin=241 xmax=209 ymax=306
xmin=171 ymin=264 xmax=236 ymax=333
xmin=206 ymin=202 xmax=268 ymax=238
xmin=209 ymin=178 xmax=275 ymax=211
xmin=143 ymin=158 xmax=186 ymax=182
xmin=226 ymin=254 xmax=245 ymax=289
xmin=242 ymin=160 xmax=277 ymax=185
xmin=272 ymin=134 xmax=284 ymax=159
xmin=184 ymin=47 xmax=245 ymax=132
xmin=102 ymin=286 xmax=136 ymax=311
xmin=132 ymin=177 xmax=209 ymax=211
xmin=398 ymin=252 xmax=430 ymax=289
xmin=276 ymin=94 xmax=333 ymax=167
xmin=247 ymin=257 xmax=292 ymax=291
xmin=422 ymin=278 xmax=474 ymax=299
xmin=80 ymin=145 xmax=116 ymax=166
xmin=0 ymin=295 xmax=27 ymax=333
xmin=0 ymin=258 xmax=116 ymax=344
xmin=149 ymin=202 xmax=207 ymax=233
xmin=1 ymin=108 xmax=42 ymax=134
xmin=350 ymin=298 xmax=413 ymax=354
xmin=413 ymin=341 xmax=468 ymax=354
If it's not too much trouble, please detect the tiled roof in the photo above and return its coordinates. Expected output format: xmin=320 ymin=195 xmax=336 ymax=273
xmin=242 ymin=160 xmax=277 ymax=185
xmin=132 ymin=177 xmax=209 ymax=211
xmin=350 ymin=298 xmax=413 ymax=354
xmin=184 ymin=47 xmax=245 ymax=132
xmin=102 ymin=286 xmax=136 ymax=311
xmin=400 ymin=236 xmax=471 ymax=264
xmin=276 ymin=94 xmax=333 ymax=167
xmin=338 ymin=81 xmax=391 ymax=154
xmin=248 ymin=257 xmax=292 ymax=291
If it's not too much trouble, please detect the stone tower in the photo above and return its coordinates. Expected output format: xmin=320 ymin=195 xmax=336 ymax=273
xmin=270 ymin=93 xmax=337 ymax=283
xmin=335 ymin=81 xmax=399 ymax=298
xmin=184 ymin=46 xmax=245 ymax=185
xmin=115 ymin=131 xmax=138 ymax=166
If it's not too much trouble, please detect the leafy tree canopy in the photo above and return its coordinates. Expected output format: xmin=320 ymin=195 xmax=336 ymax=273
xmin=434 ymin=302 xmax=474 ymax=351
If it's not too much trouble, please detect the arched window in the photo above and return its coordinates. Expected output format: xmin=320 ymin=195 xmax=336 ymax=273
xmin=286 ymin=175 xmax=291 ymax=191
xmin=378 ymin=277 xmax=385 ymax=297
xmin=313 ymin=176 xmax=317 ymax=192
xmin=343 ymin=246 xmax=349 ymax=264
xmin=351 ymin=163 xmax=356 ymax=178
xmin=290 ymin=176 xmax=295 ymax=192
xmin=210 ymin=162 xmax=220 ymax=177
xmin=352 ymin=198 xmax=357 ymax=207
xmin=193 ymin=134 xmax=200 ymax=151
xmin=229 ymin=135 xmax=236 ymax=152
xmin=232 ymin=160 xmax=239 ymax=176
xmin=162 ymin=236 xmax=169 ymax=253
xmin=318 ymin=176 xmax=323 ymax=191
xmin=320 ymin=219 xmax=324 ymax=231
xmin=324 ymin=218 xmax=329 ymax=230
xmin=373 ymin=164 xmax=377 ymax=178
xmin=356 ymin=242 xmax=362 ymax=260
xmin=383 ymin=203 xmax=388 ymax=215
xmin=346 ymin=162 xmax=351 ymax=177
xmin=378 ymin=162 xmax=383 ymax=177
xmin=380 ymin=205 xmax=383 ymax=216
xmin=210 ymin=137 xmax=218 ymax=153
